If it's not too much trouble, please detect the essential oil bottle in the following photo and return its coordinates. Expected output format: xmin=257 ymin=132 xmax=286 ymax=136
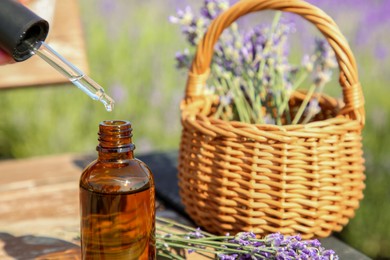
xmin=80 ymin=120 xmax=155 ymax=259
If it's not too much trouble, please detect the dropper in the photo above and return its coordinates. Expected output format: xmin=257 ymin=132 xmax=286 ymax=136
xmin=30 ymin=41 xmax=115 ymax=112
xmin=0 ymin=0 xmax=115 ymax=112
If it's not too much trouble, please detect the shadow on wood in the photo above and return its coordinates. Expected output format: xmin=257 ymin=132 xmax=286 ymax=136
xmin=0 ymin=232 xmax=80 ymax=259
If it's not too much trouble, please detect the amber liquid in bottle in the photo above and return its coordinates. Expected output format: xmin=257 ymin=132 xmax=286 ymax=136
xmin=80 ymin=121 xmax=155 ymax=260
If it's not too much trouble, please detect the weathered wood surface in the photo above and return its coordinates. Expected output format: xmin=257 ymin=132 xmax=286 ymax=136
xmin=0 ymin=154 xmax=84 ymax=259
xmin=0 ymin=0 xmax=89 ymax=89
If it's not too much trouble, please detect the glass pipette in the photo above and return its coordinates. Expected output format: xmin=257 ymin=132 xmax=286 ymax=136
xmin=30 ymin=41 xmax=115 ymax=112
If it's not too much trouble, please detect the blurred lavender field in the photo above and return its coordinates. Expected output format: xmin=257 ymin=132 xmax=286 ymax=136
xmin=0 ymin=0 xmax=389 ymax=258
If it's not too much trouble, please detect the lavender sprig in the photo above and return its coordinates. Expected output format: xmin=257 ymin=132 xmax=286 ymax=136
xmin=156 ymin=217 xmax=339 ymax=260
xmin=292 ymin=38 xmax=337 ymax=124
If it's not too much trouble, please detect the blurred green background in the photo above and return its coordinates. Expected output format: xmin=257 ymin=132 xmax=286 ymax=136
xmin=0 ymin=0 xmax=389 ymax=258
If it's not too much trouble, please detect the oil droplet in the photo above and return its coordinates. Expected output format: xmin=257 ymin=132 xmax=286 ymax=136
xmin=104 ymin=102 xmax=113 ymax=112
xmin=100 ymin=93 xmax=115 ymax=112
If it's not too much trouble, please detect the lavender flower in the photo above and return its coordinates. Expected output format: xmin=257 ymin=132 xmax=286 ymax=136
xmin=188 ymin=227 xmax=205 ymax=239
xmin=175 ymin=49 xmax=191 ymax=69
xmin=218 ymin=253 xmax=239 ymax=260
xmin=201 ymin=0 xmax=229 ymax=20
xmin=207 ymin=231 xmax=339 ymax=260
xmin=188 ymin=248 xmax=195 ymax=254
xmin=265 ymin=233 xmax=339 ymax=260
xmin=220 ymin=92 xmax=233 ymax=106
xmin=302 ymin=54 xmax=314 ymax=72
xmin=307 ymin=43 xmax=335 ymax=89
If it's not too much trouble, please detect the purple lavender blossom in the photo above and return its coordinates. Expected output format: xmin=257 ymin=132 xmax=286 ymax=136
xmin=268 ymin=233 xmax=339 ymax=260
xmin=308 ymin=239 xmax=322 ymax=248
xmin=311 ymin=38 xmax=337 ymax=88
xmin=188 ymin=227 xmax=205 ymax=239
xmin=169 ymin=6 xmax=204 ymax=46
xmin=220 ymin=231 xmax=338 ymax=259
xmin=175 ymin=49 xmax=191 ymax=69
xmin=302 ymin=54 xmax=314 ymax=72
xmin=218 ymin=253 xmax=239 ymax=260
xmin=200 ymin=0 xmax=229 ymax=19
xmin=169 ymin=0 xmax=231 ymax=46
xmin=266 ymin=232 xmax=285 ymax=247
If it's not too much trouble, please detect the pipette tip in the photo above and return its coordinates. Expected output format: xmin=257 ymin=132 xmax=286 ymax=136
xmin=100 ymin=94 xmax=115 ymax=112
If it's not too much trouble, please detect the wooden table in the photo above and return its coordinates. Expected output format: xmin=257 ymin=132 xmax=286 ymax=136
xmin=0 ymin=152 xmax=371 ymax=259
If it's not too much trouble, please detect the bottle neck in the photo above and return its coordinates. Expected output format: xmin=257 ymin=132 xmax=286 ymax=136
xmin=96 ymin=120 xmax=135 ymax=162
xmin=97 ymin=147 xmax=135 ymax=161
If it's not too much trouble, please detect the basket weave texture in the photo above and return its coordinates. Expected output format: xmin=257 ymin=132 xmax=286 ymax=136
xmin=178 ymin=0 xmax=365 ymax=239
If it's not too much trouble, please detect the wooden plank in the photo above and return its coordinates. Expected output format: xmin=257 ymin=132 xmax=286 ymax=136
xmin=0 ymin=154 xmax=83 ymax=240
xmin=0 ymin=154 xmax=82 ymax=259
xmin=0 ymin=0 xmax=89 ymax=89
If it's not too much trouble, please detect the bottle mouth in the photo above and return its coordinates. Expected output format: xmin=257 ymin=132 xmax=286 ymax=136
xmin=98 ymin=120 xmax=134 ymax=151
xmin=101 ymin=120 xmax=130 ymax=127
xmin=99 ymin=120 xmax=132 ymax=133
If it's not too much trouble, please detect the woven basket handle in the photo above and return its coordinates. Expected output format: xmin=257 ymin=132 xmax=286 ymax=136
xmin=185 ymin=0 xmax=365 ymax=125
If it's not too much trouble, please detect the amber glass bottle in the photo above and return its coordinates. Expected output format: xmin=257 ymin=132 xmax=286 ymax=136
xmin=80 ymin=120 xmax=155 ymax=260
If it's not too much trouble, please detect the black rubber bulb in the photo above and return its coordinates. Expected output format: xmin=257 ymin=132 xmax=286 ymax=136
xmin=0 ymin=0 xmax=49 ymax=61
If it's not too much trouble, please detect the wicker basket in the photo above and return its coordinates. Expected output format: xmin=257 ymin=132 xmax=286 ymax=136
xmin=178 ymin=0 xmax=366 ymax=239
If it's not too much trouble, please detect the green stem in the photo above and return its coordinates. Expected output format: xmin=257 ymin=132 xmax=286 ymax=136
xmin=160 ymin=240 xmax=265 ymax=256
xmin=157 ymin=251 xmax=186 ymax=260
xmin=257 ymin=11 xmax=282 ymax=80
xmin=156 ymin=216 xmax=277 ymax=258
xmin=211 ymin=78 xmax=232 ymax=121
xmin=157 ymin=241 xmax=219 ymax=254
xmin=255 ymin=11 xmax=282 ymax=125
xmin=301 ymin=109 xmax=315 ymax=124
xmin=301 ymin=83 xmax=325 ymax=124
xmin=265 ymin=58 xmax=282 ymax=125
xmin=158 ymin=236 xmax=274 ymax=253
xmin=283 ymin=95 xmax=291 ymax=125
xmin=243 ymin=72 xmax=264 ymax=124
xmin=277 ymin=69 xmax=308 ymax=117
xmin=157 ymin=217 xmax=215 ymax=237
xmin=226 ymin=77 xmax=250 ymax=123
xmin=291 ymin=83 xmax=316 ymax=124
xmin=158 ymin=239 xmax=275 ymax=259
